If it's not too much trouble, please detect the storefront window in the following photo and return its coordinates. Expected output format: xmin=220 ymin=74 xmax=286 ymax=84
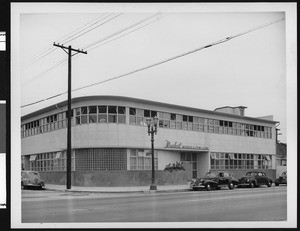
xmin=210 ymin=152 xmax=272 ymax=170
xmin=129 ymin=149 xmax=158 ymax=170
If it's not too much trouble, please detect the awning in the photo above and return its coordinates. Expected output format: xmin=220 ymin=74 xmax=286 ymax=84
xmin=229 ymin=153 xmax=235 ymax=159
xmin=265 ymin=155 xmax=271 ymax=161
xmin=29 ymin=155 xmax=37 ymax=161
xmin=138 ymin=151 xmax=145 ymax=157
xmin=211 ymin=153 xmax=217 ymax=159
xmin=55 ymin=152 xmax=61 ymax=159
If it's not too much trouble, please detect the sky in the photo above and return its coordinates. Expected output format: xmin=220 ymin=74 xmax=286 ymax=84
xmin=15 ymin=3 xmax=295 ymax=144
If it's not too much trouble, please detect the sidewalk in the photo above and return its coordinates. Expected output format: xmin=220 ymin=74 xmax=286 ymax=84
xmin=45 ymin=183 xmax=192 ymax=193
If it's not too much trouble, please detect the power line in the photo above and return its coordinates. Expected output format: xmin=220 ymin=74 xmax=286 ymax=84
xmin=22 ymin=57 xmax=67 ymax=86
xmin=87 ymin=14 xmax=167 ymax=52
xmin=22 ymin=13 xmax=165 ymax=86
xmin=72 ymin=17 xmax=286 ymax=92
xmin=21 ymin=17 xmax=284 ymax=109
xmin=82 ymin=13 xmax=162 ymax=50
xmin=24 ymin=13 xmax=116 ymax=66
xmin=55 ymin=13 xmax=114 ymax=44
xmin=58 ymin=13 xmax=122 ymax=45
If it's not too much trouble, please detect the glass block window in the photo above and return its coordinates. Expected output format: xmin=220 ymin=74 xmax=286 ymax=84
xmin=75 ymin=148 xmax=127 ymax=171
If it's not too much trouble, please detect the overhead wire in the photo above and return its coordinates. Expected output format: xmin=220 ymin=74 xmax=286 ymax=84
xmin=22 ymin=13 xmax=165 ymax=86
xmin=21 ymin=17 xmax=284 ymax=109
xmin=55 ymin=13 xmax=114 ymax=44
xmin=24 ymin=13 xmax=117 ymax=67
xmin=72 ymin=17 xmax=287 ymax=94
xmin=22 ymin=57 xmax=68 ymax=86
xmin=81 ymin=12 xmax=162 ymax=51
xmin=59 ymin=13 xmax=124 ymax=45
xmin=87 ymin=14 xmax=167 ymax=52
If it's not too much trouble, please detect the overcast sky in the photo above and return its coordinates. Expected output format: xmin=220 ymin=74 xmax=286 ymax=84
xmin=14 ymin=3 xmax=296 ymax=143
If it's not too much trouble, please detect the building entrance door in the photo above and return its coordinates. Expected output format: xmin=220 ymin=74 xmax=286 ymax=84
xmin=180 ymin=152 xmax=197 ymax=178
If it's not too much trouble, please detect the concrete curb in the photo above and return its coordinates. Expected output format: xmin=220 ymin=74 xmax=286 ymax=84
xmin=44 ymin=187 xmax=191 ymax=194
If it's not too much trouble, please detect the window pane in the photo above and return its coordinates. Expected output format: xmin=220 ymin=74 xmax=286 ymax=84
xmin=171 ymin=114 xmax=176 ymax=120
xmin=81 ymin=107 xmax=88 ymax=115
xmin=151 ymin=111 xmax=157 ymax=117
xmin=118 ymin=115 xmax=126 ymax=124
xmin=108 ymin=106 xmax=117 ymax=114
xmin=98 ymin=114 xmax=107 ymax=123
xmin=108 ymin=115 xmax=117 ymax=123
xmin=136 ymin=108 xmax=144 ymax=116
xmin=183 ymin=115 xmax=188 ymax=122
xmin=89 ymin=106 xmax=97 ymax=114
xmin=164 ymin=113 xmax=171 ymax=120
xmin=129 ymin=108 xmax=136 ymax=115
xmin=144 ymin=110 xmax=150 ymax=117
xmin=176 ymin=114 xmax=183 ymax=121
xmin=81 ymin=115 xmax=88 ymax=124
xmin=118 ymin=106 xmax=126 ymax=114
xmin=89 ymin=115 xmax=97 ymax=123
xmin=129 ymin=116 xmax=136 ymax=124
xmin=98 ymin=106 xmax=107 ymax=113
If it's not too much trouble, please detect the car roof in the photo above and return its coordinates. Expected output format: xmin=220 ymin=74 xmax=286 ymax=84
xmin=22 ymin=170 xmax=39 ymax=174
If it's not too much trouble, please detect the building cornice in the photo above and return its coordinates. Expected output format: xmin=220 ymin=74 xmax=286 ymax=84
xmin=21 ymin=95 xmax=278 ymax=124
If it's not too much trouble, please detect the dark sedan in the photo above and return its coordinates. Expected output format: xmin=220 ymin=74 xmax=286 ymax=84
xmin=238 ymin=171 xmax=273 ymax=188
xmin=190 ymin=171 xmax=238 ymax=191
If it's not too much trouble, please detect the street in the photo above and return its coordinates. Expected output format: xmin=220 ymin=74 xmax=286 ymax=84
xmin=22 ymin=185 xmax=287 ymax=223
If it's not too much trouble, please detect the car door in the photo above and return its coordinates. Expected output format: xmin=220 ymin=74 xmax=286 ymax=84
xmin=218 ymin=172 xmax=228 ymax=185
xmin=256 ymin=172 xmax=264 ymax=185
xmin=261 ymin=172 xmax=268 ymax=184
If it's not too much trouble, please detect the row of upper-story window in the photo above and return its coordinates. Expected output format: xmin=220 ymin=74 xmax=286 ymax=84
xmin=21 ymin=105 xmax=273 ymax=139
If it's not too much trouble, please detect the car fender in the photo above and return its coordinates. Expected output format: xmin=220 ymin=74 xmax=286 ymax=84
xmin=203 ymin=180 xmax=218 ymax=187
xmin=230 ymin=179 xmax=239 ymax=185
xmin=250 ymin=179 xmax=257 ymax=185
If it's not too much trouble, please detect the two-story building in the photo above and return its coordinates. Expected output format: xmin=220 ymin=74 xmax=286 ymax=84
xmin=21 ymin=95 xmax=278 ymax=186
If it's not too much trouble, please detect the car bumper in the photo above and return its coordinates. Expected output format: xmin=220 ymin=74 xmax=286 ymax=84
xmin=237 ymin=183 xmax=250 ymax=186
xmin=25 ymin=183 xmax=45 ymax=187
xmin=192 ymin=185 xmax=205 ymax=189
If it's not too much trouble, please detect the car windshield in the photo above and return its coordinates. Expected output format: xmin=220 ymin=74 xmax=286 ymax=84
xmin=246 ymin=172 xmax=257 ymax=176
xmin=205 ymin=172 xmax=217 ymax=178
xmin=29 ymin=172 xmax=39 ymax=176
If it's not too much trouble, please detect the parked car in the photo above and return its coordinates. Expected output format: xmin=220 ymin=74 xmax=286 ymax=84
xmin=274 ymin=171 xmax=287 ymax=186
xmin=238 ymin=171 xmax=272 ymax=188
xmin=190 ymin=171 xmax=238 ymax=191
xmin=21 ymin=170 xmax=45 ymax=190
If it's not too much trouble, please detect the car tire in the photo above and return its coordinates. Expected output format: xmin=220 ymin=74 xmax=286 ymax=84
xmin=205 ymin=184 xmax=212 ymax=191
xmin=275 ymin=182 xmax=279 ymax=186
xmin=21 ymin=182 xmax=25 ymax=190
xmin=267 ymin=181 xmax=272 ymax=187
xmin=249 ymin=182 xmax=255 ymax=188
xmin=228 ymin=182 xmax=234 ymax=190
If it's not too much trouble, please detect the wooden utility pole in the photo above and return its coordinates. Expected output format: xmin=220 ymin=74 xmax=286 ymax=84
xmin=53 ymin=43 xmax=87 ymax=189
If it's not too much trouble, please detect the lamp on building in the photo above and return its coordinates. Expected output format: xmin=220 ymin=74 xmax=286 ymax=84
xmin=146 ymin=116 xmax=158 ymax=190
